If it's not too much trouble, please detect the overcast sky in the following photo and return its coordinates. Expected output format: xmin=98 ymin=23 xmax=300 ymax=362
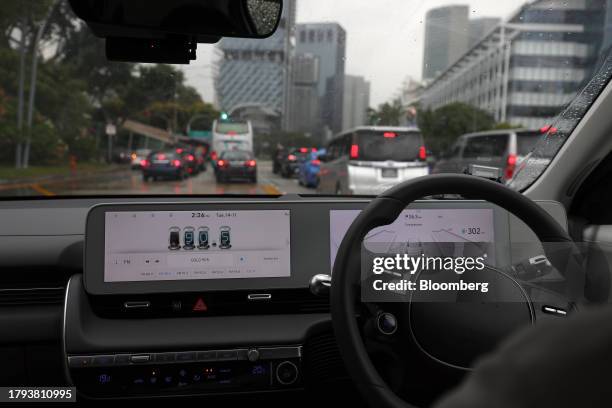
xmin=184 ymin=0 xmax=526 ymax=107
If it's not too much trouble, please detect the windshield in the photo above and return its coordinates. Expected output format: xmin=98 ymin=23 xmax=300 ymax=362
xmin=215 ymin=122 xmax=250 ymax=134
xmin=356 ymin=131 xmax=423 ymax=162
xmin=516 ymin=131 xmax=541 ymax=157
xmin=1 ymin=0 xmax=611 ymax=197
xmin=220 ymin=151 xmax=253 ymax=160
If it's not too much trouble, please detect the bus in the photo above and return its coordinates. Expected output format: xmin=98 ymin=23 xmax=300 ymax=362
xmin=210 ymin=119 xmax=254 ymax=163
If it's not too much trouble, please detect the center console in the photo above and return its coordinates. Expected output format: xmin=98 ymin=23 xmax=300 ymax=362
xmin=64 ymin=198 xmax=567 ymax=399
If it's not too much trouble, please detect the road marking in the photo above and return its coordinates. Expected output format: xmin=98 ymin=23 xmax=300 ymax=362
xmin=261 ymin=184 xmax=281 ymax=195
xmin=29 ymin=183 xmax=55 ymax=196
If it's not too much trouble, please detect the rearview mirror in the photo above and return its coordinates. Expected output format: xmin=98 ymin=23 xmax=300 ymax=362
xmin=69 ymin=0 xmax=283 ymax=63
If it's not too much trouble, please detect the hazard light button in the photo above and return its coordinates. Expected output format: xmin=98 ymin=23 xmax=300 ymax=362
xmin=192 ymin=297 xmax=208 ymax=312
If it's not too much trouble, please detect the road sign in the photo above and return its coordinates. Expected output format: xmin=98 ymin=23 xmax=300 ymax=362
xmin=105 ymin=123 xmax=117 ymax=136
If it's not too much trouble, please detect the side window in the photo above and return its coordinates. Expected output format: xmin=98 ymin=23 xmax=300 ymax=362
xmin=342 ymin=134 xmax=352 ymax=157
xmin=327 ymin=141 xmax=339 ymax=160
xmin=451 ymin=143 xmax=462 ymax=157
xmin=463 ymin=135 xmax=509 ymax=158
xmin=445 ymin=140 xmax=462 ymax=158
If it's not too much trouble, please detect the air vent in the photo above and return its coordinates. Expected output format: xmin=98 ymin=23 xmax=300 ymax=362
xmin=303 ymin=331 xmax=348 ymax=384
xmin=0 ymin=287 xmax=65 ymax=306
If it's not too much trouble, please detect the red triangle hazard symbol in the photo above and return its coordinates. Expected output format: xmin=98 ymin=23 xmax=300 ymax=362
xmin=193 ymin=297 xmax=208 ymax=312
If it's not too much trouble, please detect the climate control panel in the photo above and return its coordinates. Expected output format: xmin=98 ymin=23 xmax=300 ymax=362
xmin=67 ymin=346 xmax=301 ymax=398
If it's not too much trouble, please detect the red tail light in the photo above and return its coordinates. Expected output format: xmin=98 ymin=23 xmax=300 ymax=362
xmin=300 ymin=147 xmax=308 ymax=153
xmin=187 ymin=154 xmax=195 ymax=162
xmin=172 ymin=159 xmax=181 ymax=167
xmin=505 ymin=154 xmax=517 ymax=179
xmin=311 ymin=147 xmax=318 ymax=152
xmin=246 ymin=160 xmax=256 ymax=167
xmin=288 ymin=154 xmax=297 ymax=161
xmin=383 ymin=132 xmax=397 ymax=138
xmin=311 ymin=159 xmax=321 ymax=166
xmin=157 ymin=153 xmax=166 ymax=160
xmin=140 ymin=159 xmax=149 ymax=168
xmin=350 ymin=144 xmax=359 ymax=159
xmin=176 ymin=148 xmax=183 ymax=154
xmin=211 ymin=151 xmax=218 ymax=161
xmin=419 ymin=146 xmax=427 ymax=161
xmin=217 ymin=159 xmax=226 ymax=167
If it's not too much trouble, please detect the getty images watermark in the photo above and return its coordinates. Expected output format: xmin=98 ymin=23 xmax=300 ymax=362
xmin=370 ymin=253 xmax=490 ymax=293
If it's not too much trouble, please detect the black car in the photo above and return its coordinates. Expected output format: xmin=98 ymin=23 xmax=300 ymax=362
xmin=141 ymin=151 xmax=189 ymax=181
xmin=215 ymin=150 xmax=257 ymax=183
xmin=280 ymin=147 xmax=311 ymax=178
xmin=272 ymin=145 xmax=287 ymax=174
xmin=175 ymin=147 xmax=200 ymax=176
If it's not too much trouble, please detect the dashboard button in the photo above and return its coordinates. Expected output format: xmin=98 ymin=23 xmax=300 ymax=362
xmin=275 ymin=361 xmax=299 ymax=385
xmin=155 ymin=352 xmax=176 ymax=363
xmin=129 ymin=354 xmax=151 ymax=363
xmin=91 ymin=355 xmax=115 ymax=367
xmin=114 ymin=354 xmax=130 ymax=365
xmin=123 ymin=301 xmax=151 ymax=310
xmin=197 ymin=351 xmax=217 ymax=362
xmin=176 ymin=351 xmax=197 ymax=362
xmin=68 ymin=356 xmax=92 ymax=368
xmin=217 ymin=350 xmax=237 ymax=361
xmin=259 ymin=347 xmax=301 ymax=360
xmin=246 ymin=348 xmax=260 ymax=362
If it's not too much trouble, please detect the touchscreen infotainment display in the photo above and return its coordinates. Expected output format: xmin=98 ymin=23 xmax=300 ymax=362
xmin=104 ymin=210 xmax=290 ymax=282
xmin=329 ymin=209 xmax=495 ymax=268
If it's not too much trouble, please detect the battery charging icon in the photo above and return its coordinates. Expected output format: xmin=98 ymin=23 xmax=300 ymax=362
xmin=168 ymin=227 xmax=181 ymax=250
xmin=183 ymin=226 xmax=196 ymax=250
xmin=219 ymin=226 xmax=231 ymax=249
xmin=198 ymin=227 xmax=210 ymax=249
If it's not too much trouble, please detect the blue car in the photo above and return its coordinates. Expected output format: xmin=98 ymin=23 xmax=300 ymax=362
xmin=298 ymin=149 xmax=326 ymax=188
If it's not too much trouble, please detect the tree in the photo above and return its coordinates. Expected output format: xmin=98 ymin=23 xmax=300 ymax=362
xmin=368 ymin=98 xmax=404 ymax=126
xmin=417 ymin=102 xmax=495 ymax=155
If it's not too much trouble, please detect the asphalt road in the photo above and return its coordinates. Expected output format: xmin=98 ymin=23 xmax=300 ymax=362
xmin=0 ymin=161 xmax=312 ymax=197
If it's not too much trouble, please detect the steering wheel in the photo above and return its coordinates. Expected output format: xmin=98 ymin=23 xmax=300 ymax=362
xmin=330 ymin=174 xmax=581 ymax=408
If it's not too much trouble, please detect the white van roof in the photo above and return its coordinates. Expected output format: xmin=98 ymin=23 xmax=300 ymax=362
xmin=347 ymin=126 xmax=421 ymax=133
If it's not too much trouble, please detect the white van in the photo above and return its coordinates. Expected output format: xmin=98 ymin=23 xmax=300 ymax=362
xmin=317 ymin=126 xmax=429 ymax=195
xmin=211 ymin=119 xmax=254 ymax=162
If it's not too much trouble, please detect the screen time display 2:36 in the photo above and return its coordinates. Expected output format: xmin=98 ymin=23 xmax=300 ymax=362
xmin=104 ymin=210 xmax=291 ymax=282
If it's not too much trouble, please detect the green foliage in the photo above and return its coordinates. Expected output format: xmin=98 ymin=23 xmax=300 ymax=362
xmin=417 ymin=102 xmax=496 ymax=155
xmin=492 ymin=122 xmax=523 ymax=130
xmin=368 ymin=99 xmax=404 ymax=126
xmin=0 ymin=0 xmax=214 ymax=167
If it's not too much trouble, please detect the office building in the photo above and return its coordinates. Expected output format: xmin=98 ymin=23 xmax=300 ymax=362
xmin=469 ymin=17 xmax=500 ymax=47
xmin=420 ymin=0 xmax=606 ymax=129
xmin=295 ymin=23 xmax=347 ymax=134
xmin=288 ymin=53 xmax=320 ymax=134
xmin=342 ymin=75 xmax=370 ymax=131
xmin=422 ymin=5 xmax=470 ymax=81
xmin=215 ymin=0 xmax=296 ymax=125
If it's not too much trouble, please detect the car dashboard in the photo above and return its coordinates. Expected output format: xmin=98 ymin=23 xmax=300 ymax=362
xmin=0 ymin=195 xmax=569 ymax=401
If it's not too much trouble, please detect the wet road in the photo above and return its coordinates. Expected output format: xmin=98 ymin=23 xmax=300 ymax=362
xmin=0 ymin=161 xmax=312 ymax=197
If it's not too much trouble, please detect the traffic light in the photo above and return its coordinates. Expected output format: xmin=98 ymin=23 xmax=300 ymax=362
xmin=220 ymin=112 xmax=229 ymax=121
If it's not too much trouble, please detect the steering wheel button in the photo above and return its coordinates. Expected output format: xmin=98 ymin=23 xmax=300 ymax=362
xmin=377 ymin=312 xmax=398 ymax=335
